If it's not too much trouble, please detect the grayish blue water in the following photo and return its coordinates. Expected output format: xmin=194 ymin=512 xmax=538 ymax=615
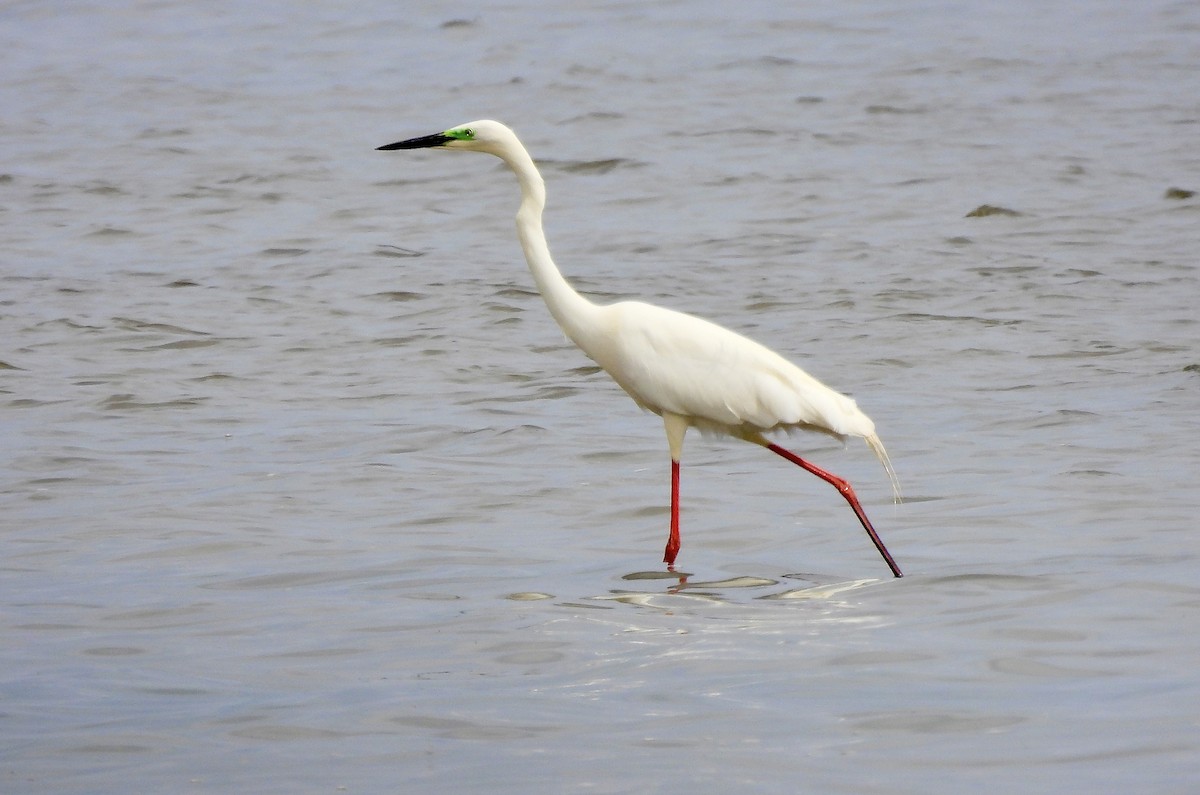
xmin=3 ymin=1 xmax=1199 ymax=792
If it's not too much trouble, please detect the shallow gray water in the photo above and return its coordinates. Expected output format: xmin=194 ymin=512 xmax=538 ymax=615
xmin=3 ymin=1 xmax=1199 ymax=792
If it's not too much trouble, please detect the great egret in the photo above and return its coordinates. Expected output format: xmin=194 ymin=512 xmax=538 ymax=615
xmin=378 ymin=120 xmax=903 ymax=578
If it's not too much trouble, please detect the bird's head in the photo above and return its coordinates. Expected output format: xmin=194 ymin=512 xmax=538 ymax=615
xmin=377 ymin=119 xmax=516 ymax=156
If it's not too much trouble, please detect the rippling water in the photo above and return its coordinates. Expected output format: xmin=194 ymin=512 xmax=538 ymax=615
xmin=3 ymin=1 xmax=1199 ymax=792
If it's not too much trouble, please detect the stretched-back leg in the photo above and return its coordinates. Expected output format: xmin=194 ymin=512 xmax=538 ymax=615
xmin=762 ymin=441 xmax=903 ymax=578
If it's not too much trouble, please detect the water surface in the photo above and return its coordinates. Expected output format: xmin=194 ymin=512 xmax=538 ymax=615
xmin=3 ymin=1 xmax=1199 ymax=792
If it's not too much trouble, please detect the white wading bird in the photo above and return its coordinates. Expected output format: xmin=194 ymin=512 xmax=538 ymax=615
xmin=378 ymin=120 xmax=903 ymax=577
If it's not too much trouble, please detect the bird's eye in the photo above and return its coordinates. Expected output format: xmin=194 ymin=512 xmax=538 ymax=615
xmin=462 ymin=128 xmax=475 ymax=138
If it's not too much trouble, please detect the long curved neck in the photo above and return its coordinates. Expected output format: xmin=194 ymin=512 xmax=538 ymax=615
xmin=494 ymin=140 xmax=600 ymax=345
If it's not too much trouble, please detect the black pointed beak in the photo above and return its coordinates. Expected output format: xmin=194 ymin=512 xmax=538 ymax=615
xmin=376 ymin=132 xmax=453 ymax=151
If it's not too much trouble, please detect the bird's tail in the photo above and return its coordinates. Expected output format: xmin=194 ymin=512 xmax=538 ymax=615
xmin=865 ymin=433 xmax=902 ymax=503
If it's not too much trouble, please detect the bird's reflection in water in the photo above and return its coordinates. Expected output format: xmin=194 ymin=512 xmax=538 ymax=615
xmin=508 ymin=574 xmax=882 ymax=611
xmin=589 ymin=570 xmax=882 ymax=608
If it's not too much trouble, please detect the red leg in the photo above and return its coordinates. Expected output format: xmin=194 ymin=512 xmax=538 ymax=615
xmin=663 ymin=459 xmax=681 ymax=568
xmin=766 ymin=443 xmax=903 ymax=578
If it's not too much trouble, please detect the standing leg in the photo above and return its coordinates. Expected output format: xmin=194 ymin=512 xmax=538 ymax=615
xmin=765 ymin=442 xmax=903 ymax=578
xmin=664 ymin=458 xmax=681 ymax=567
xmin=661 ymin=413 xmax=689 ymax=569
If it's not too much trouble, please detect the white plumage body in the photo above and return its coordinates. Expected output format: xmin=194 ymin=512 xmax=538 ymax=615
xmin=579 ymin=300 xmax=874 ymax=441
